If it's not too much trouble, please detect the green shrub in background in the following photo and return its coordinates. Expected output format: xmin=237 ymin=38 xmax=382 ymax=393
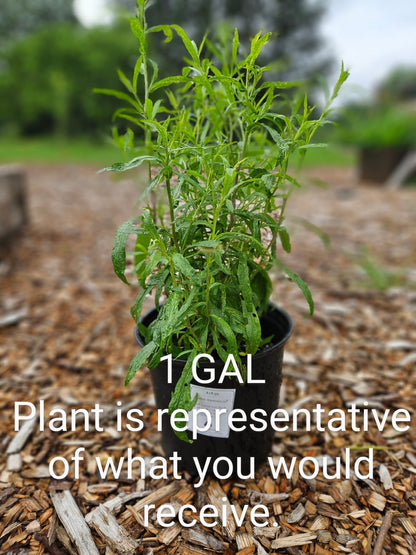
xmin=376 ymin=65 xmax=416 ymax=102
xmin=337 ymin=103 xmax=416 ymax=149
xmin=0 ymin=22 xmax=138 ymax=137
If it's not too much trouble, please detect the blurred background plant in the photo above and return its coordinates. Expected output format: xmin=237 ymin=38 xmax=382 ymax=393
xmin=332 ymin=65 xmax=416 ymax=183
xmin=1 ymin=0 xmax=416 ymax=175
xmin=0 ymin=0 xmax=329 ymax=149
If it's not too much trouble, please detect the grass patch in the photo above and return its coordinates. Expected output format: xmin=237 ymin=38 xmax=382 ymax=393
xmin=0 ymin=135 xmax=355 ymax=168
xmin=293 ymin=142 xmax=356 ymax=167
xmin=0 ymin=136 xmax=124 ymax=165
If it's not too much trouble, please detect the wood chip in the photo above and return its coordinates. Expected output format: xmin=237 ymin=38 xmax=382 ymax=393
xmin=310 ymin=515 xmax=330 ymax=531
xmin=207 ymin=480 xmax=236 ymax=540
xmin=6 ymin=417 xmax=37 ymax=454
xmin=7 ymin=453 xmax=22 ymax=472
xmin=85 ymin=504 xmax=138 ymax=554
xmin=156 ymin=522 xmax=181 ymax=545
xmin=50 ymin=488 xmax=99 ymax=555
xmin=378 ymin=464 xmax=394 ymax=490
xmin=368 ymin=491 xmax=387 ymax=512
xmin=182 ymin=527 xmax=227 ymax=551
xmin=398 ymin=517 xmax=416 ymax=535
xmin=271 ymin=532 xmax=317 ymax=549
xmin=0 ymin=307 xmax=28 ymax=328
xmin=248 ymin=491 xmax=289 ymax=505
xmin=286 ymin=503 xmax=305 ymax=524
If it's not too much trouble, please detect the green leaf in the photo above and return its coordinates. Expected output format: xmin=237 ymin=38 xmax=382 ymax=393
xmin=298 ymin=143 xmax=328 ymax=150
xmin=172 ymin=252 xmax=196 ymax=281
xmin=132 ymin=54 xmax=144 ymax=93
xmin=93 ymin=88 xmax=141 ymax=111
xmin=290 ymin=216 xmax=330 ymax=248
xmin=130 ymin=16 xmax=146 ymax=53
xmin=231 ymin=28 xmax=239 ymax=66
xmin=210 ymin=314 xmax=238 ymax=356
xmin=125 ymin=341 xmax=156 ymax=385
xmin=117 ymin=69 xmax=134 ymax=94
xmin=150 ymin=75 xmax=188 ymax=92
xmin=168 ymin=352 xmax=198 ymax=441
xmin=151 ymin=24 xmax=200 ymax=65
xmin=262 ymin=123 xmax=289 ymax=154
xmin=112 ymin=220 xmax=138 ymax=284
xmin=251 ymin=268 xmax=272 ymax=313
xmin=100 ymin=154 xmax=159 ymax=173
xmin=130 ymin=289 xmax=148 ymax=322
xmin=276 ymin=261 xmax=314 ymax=315
xmin=134 ymin=231 xmax=150 ymax=269
xmin=238 ymin=257 xmax=253 ymax=311
xmin=278 ymin=227 xmax=291 ymax=253
xmin=145 ymin=250 xmax=165 ymax=275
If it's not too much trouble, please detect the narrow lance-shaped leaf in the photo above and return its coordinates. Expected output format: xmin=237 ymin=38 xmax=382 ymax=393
xmin=93 ymin=88 xmax=142 ymax=111
xmin=168 ymin=352 xmax=199 ymax=443
xmin=276 ymin=261 xmax=314 ymax=315
xmin=99 ymin=154 xmax=159 ymax=173
xmin=278 ymin=227 xmax=291 ymax=253
xmin=172 ymin=252 xmax=197 ymax=282
xmin=112 ymin=220 xmax=139 ymax=284
xmin=125 ymin=341 xmax=156 ymax=385
xmin=210 ymin=314 xmax=238 ymax=356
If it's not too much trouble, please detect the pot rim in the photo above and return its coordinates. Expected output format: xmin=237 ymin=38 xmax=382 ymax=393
xmin=135 ymin=303 xmax=294 ymax=363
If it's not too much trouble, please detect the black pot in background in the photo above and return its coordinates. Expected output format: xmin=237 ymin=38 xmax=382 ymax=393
xmin=135 ymin=304 xmax=293 ymax=475
xmin=358 ymin=147 xmax=409 ymax=183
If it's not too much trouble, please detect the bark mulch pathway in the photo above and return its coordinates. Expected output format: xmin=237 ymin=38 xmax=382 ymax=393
xmin=0 ymin=164 xmax=415 ymax=554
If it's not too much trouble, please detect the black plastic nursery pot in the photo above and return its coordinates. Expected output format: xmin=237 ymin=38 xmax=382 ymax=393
xmin=358 ymin=147 xmax=409 ymax=183
xmin=135 ymin=305 xmax=293 ymax=476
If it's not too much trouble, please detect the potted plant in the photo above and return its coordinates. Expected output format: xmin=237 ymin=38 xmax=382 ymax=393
xmin=98 ymin=0 xmax=348 ymax=473
xmin=337 ymin=103 xmax=416 ymax=183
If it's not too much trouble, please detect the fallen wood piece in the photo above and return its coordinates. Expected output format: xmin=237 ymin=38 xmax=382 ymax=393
xmin=286 ymin=503 xmax=305 ymax=524
xmin=179 ymin=544 xmax=211 ymax=555
xmin=235 ymin=532 xmax=255 ymax=550
xmin=182 ymin=527 xmax=227 ymax=551
xmin=271 ymin=532 xmax=317 ymax=550
xmin=372 ymin=510 xmax=394 ymax=555
xmin=6 ymin=417 xmax=37 ymax=454
xmin=85 ymin=504 xmax=138 ymax=554
xmin=55 ymin=524 xmax=78 ymax=555
xmin=34 ymin=532 xmax=68 ymax=555
xmin=368 ymin=491 xmax=387 ymax=512
xmin=156 ymin=522 xmax=181 ymax=545
xmin=126 ymin=482 xmax=181 ymax=534
xmin=248 ymin=491 xmax=289 ymax=505
xmin=398 ymin=516 xmax=416 ymax=535
xmin=7 ymin=453 xmax=22 ymax=472
xmin=50 ymin=488 xmax=99 ymax=555
xmin=132 ymin=482 xmax=181 ymax=513
xmin=103 ymin=490 xmax=151 ymax=513
xmin=207 ymin=480 xmax=236 ymax=540
xmin=0 ymin=307 xmax=28 ymax=328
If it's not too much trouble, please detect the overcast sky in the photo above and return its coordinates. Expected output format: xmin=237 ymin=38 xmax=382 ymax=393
xmin=74 ymin=0 xmax=416 ymax=104
xmin=321 ymin=0 xmax=416 ymax=102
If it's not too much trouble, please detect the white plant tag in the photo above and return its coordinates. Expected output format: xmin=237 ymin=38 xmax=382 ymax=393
xmin=188 ymin=384 xmax=236 ymax=439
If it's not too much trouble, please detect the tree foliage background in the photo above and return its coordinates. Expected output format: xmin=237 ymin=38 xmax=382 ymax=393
xmin=113 ymin=0 xmax=332 ymax=82
xmin=0 ymin=0 xmax=333 ymax=138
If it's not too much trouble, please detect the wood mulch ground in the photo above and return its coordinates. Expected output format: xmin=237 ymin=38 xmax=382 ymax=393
xmin=0 ymin=163 xmax=415 ymax=554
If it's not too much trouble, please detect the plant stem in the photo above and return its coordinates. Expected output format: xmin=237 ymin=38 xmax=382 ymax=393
xmin=165 ymin=176 xmax=180 ymax=251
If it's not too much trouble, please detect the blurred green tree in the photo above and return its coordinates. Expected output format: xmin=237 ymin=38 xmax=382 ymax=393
xmin=0 ymin=22 xmax=138 ymax=136
xmin=111 ymin=0 xmax=332 ymax=82
xmin=0 ymin=0 xmax=77 ymax=46
xmin=376 ymin=66 xmax=416 ymax=102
